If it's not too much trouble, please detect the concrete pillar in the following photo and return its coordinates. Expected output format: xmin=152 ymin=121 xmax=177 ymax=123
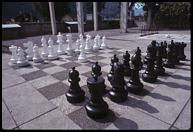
xmin=120 ymin=2 xmax=128 ymax=33
xmin=48 ymin=2 xmax=57 ymax=35
xmin=76 ymin=2 xmax=84 ymax=35
xmin=93 ymin=2 xmax=98 ymax=31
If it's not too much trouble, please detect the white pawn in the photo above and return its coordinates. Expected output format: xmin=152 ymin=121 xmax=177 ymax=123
xmin=41 ymin=36 xmax=48 ymax=59
xmin=78 ymin=43 xmax=88 ymax=63
xmin=57 ymin=32 xmax=65 ymax=55
xmin=48 ymin=37 xmax=58 ymax=60
xmin=96 ymin=34 xmax=101 ymax=47
xmin=23 ymin=41 xmax=33 ymax=60
xmin=84 ymin=35 xmax=92 ymax=53
xmin=9 ymin=45 xmax=18 ymax=65
xmin=79 ymin=33 xmax=84 ymax=47
xmin=75 ymin=39 xmax=80 ymax=54
xmin=100 ymin=36 xmax=108 ymax=49
xmin=33 ymin=44 xmax=44 ymax=63
xmin=66 ymin=33 xmax=73 ymax=55
xmin=17 ymin=47 xmax=29 ymax=67
xmin=93 ymin=37 xmax=100 ymax=51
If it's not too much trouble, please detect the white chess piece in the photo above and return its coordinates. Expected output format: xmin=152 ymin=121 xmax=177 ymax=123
xmin=41 ymin=36 xmax=48 ymax=59
xmin=48 ymin=37 xmax=58 ymax=60
xmin=96 ymin=34 xmax=101 ymax=47
xmin=78 ymin=43 xmax=88 ymax=63
xmin=9 ymin=45 xmax=18 ymax=65
xmin=100 ymin=36 xmax=108 ymax=49
xmin=57 ymin=32 xmax=65 ymax=55
xmin=93 ymin=36 xmax=100 ymax=51
xmin=84 ymin=35 xmax=92 ymax=53
xmin=79 ymin=33 xmax=84 ymax=47
xmin=23 ymin=41 xmax=33 ymax=60
xmin=17 ymin=47 xmax=29 ymax=67
xmin=75 ymin=39 xmax=80 ymax=54
xmin=33 ymin=44 xmax=44 ymax=63
xmin=66 ymin=33 xmax=73 ymax=55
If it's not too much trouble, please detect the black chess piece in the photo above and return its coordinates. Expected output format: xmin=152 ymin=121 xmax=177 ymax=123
xmin=162 ymin=41 xmax=167 ymax=59
xmin=91 ymin=61 xmax=106 ymax=94
xmin=107 ymin=54 xmax=119 ymax=84
xmin=164 ymin=41 xmax=175 ymax=68
xmin=142 ymin=44 xmax=157 ymax=83
xmin=136 ymin=47 xmax=143 ymax=70
xmin=173 ymin=42 xmax=181 ymax=65
xmin=66 ymin=67 xmax=85 ymax=103
xmin=178 ymin=42 xmax=187 ymax=60
xmin=123 ymin=51 xmax=131 ymax=77
xmin=155 ymin=43 xmax=165 ymax=75
xmin=85 ymin=62 xmax=109 ymax=119
xmin=144 ymin=40 xmax=157 ymax=64
xmin=108 ymin=62 xmax=128 ymax=102
xmin=126 ymin=52 xmax=144 ymax=94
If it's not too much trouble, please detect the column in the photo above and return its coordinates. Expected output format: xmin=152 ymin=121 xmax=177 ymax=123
xmin=48 ymin=2 xmax=57 ymax=35
xmin=93 ymin=2 xmax=98 ymax=31
xmin=120 ymin=2 xmax=128 ymax=33
xmin=76 ymin=2 xmax=84 ymax=35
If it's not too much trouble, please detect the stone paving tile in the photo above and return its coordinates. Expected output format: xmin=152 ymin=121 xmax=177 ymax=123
xmin=51 ymin=70 xmax=70 ymax=81
xmin=104 ymin=97 xmax=170 ymax=130
xmin=29 ymin=75 xmax=59 ymax=89
xmin=68 ymin=107 xmax=120 ymax=130
xmin=20 ymin=108 xmax=81 ymax=130
xmin=43 ymin=66 xmax=66 ymax=75
xmin=63 ymin=75 xmax=87 ymax=87
xmin=81 ymin=70 xmax=108 ymax=78
xmin=21 ymin=70 xmax=47 ymax=81
xmin=2 ymin=82 xmax=56 ymax=126
xmin=34 ymin=62 xmax=57 ymax=70
xmin=15 ymin=66 xmax=39 ymax=75
xmin=2 ymin=68 xmax=26 ymax=89
xmin=60 ymin=61 xmax=81 ymax=69
xmin=85 ymin=61 xmax=108 ymax=68
xmin=173 ymin=99 xmax=191 ymax=130
xmin=74 ymin=65 xmax=91 ymax=74
xmin=88 ymin=55 xmax=107 ymax=61
xmin=38 ymin=82 xmax=68 ymax=100
xmin=50 ymin=94 xmax=88 ymax=115
xmin=2 ymin=54 xmax=12 ymax=70
xmin=2 ymin=101 xmax=17 ymax=129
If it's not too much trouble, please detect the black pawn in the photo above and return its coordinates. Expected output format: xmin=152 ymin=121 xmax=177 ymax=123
xmin=107 ymin=54 xmax=119 ymax=84
xmin=162 ymin=41 xmax=167 ymax=59
xmin=155 ymin=43 xmax=165 ymax=75
xmin=123 ymin=51 xmax=131 ymax=77
xmin=164 ymin=41 xmax=175 ymax=68
xmin=144 ymin=40 xmax=157 ymax=64
xmin=108 ymin=62 xmax=128 ymax=102
xmin=126 ymin=52 xmax=144 ymax=94
xmin=66 ymin=67 xmax=85 ymax=103
xmin=136 ymin=47 xmax=143 ymax=70
xmin=173 ymin=42 xmax=180 ymax=64
xmin=142 ymin=44 xmax=157 ymax=83
xmin=178 ymin=42 xmax=187 ymax=60
xmin=85 ymin=62 xmax=109 ymax=119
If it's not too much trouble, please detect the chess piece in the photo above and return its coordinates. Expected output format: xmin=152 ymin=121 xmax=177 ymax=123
xmin=66 ymin=33 xmax=73 ymax=55
xmin=75 ymin=39 xmax=81 ymax=54
xmin=164 ymin=41 xmax=175 ymax=68
xmin=84 ymin=36 xmax=92 ymax=53
xmin=79 ymin=33 xmax=84 ymax=46
xmin=100 ymin=36 xmax=107 ymax=49
xmin=135 ymin=47 xmax=143 ymax=70
xmin=108 ymin=62 xmax=128 ymax=103
xmin=85 ymin=62 xmax=109 ymax=119
xmin=93 ymin=37 xmax=100 ymax=51
xmin=123 ymin=51 xmax=131 ymax=77
xmin=142 ymin=44 xmax=157 ymax=83
xmin=172 ymin=42 xmax=180 ymax=65
xmin=17 ymin=47 xmax=29 ymax=67
xmin=178 ymin=42 xmax=186 ymax=60
xmin=162 ymin=41 xmax=167 ymax=59
xmin=144 ymin=40 xmax=157 ymax=64
xmin=96 ymin=34 xmax=101 ymax=47
xmin=41 ymin=36 xmax=48 ymax=59
xmin=78 ymin=43 xmax=88 ymax=63
xmin=23 ymin=41 xmax=33 ymax=61
xmin=126 ymin=53 xmax=144 ymax=94
xmin=48 ymin=37 xmax=58 ymax=60
xmin=9 ymin=45 xmax=18 ymax=65
xmin=107 ymin=54 xmax=119 ymax=84
xmin=154 ymin=43 xmax=165 ymax=75
xmin=57 ymin=32 xmax=65 ymax=55
xmin=33 ymin=44 xmax=44 ymax=63
xmin=91 ymin=62 xmax=106 ymax=94
xmin=66 ymin=67 xmax=85 ymax=103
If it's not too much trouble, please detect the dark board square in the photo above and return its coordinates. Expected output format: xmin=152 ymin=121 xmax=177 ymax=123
xmin=21 ymin=70 xmax=47 ymax=81
xmin=68 ymin=107 xmax=120 ymax=129
xmin=81 ymin=71 xmax=108 ymax=78
xmin=52 ymin=70 xmax=70 ymax=81
xmin=85 ymin=61 xmax=108 ymax=68
xmin=108 ymin=50 xmax=123 ymax=55
xmin=65 ymin=56 xmax=78 ymax=61
xmin=38 ymin=82 xmax=68 ymax=100
xmin=88 ymin=56 xmax=106 ymax=61
xmin=92 ymin=51 xmax=104 ymax=56
xmin=35 ymin=62 xmax=56 ymax=69
xmin=60 ymin=62 xmax=81 ymax=69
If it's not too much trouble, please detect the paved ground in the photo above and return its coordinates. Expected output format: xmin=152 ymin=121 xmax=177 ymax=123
xmin=2 ymin=29 xmax=191 ymax=130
